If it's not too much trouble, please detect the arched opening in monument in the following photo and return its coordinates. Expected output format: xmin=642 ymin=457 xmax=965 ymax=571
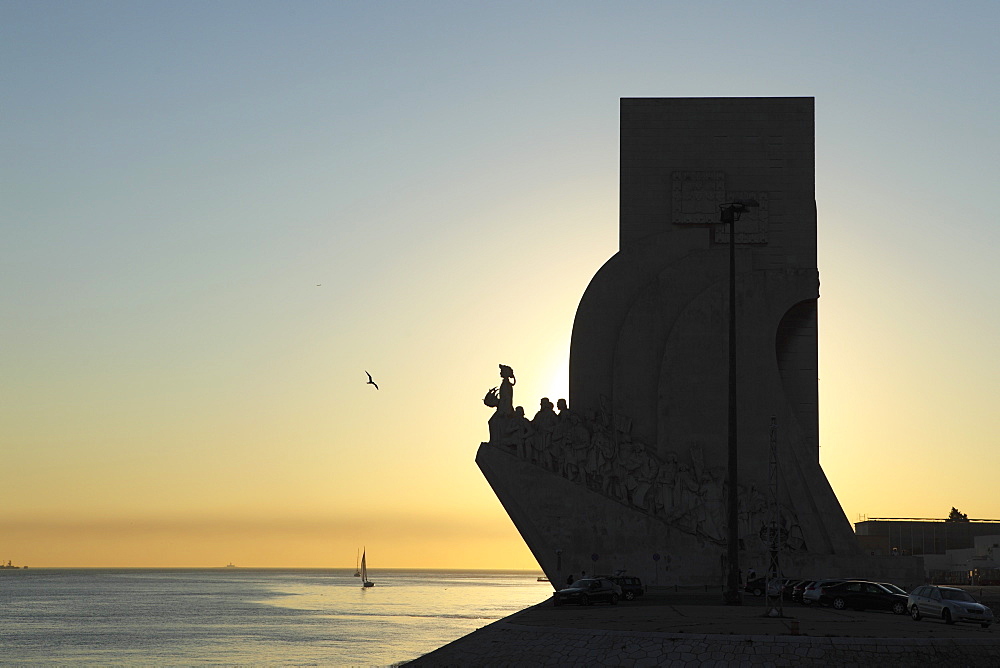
xmin=774 ymin=298 xmax=819 ymax=460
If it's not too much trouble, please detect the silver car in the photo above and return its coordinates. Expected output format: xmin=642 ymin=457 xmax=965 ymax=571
xmin=802 ymin=578 xmax=845 ymax=605
xmin=908 ymin=585 xmax=994 ymax=628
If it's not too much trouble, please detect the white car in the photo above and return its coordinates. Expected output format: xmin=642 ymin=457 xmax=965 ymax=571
xmin=908 ymin=585 xmax=993 ymax=628
xmin=802 ymin=579 xmax=845 ymax=605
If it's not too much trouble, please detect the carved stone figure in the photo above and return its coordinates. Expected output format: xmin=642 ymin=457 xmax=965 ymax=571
xmin=485 ymin=364 xmax=516 ymax=446
xmin=587 ymin=421 xmax=618 ymax=496
xmin=638 ymin=446 xmax=661 ymax=514
xmin=655 ymin=452 xmax=678 ymax=516
xmin=531 ymin=398 xmax=558 ymax=470
xmin=563 ymin=413 xmax=591 ymax=482
xmin=551 ymin=399 xmax=578 ymax=476
xmin=699 ymin=466 xmax=727 ymax=544
xmin=513 ymin=406 xmax=533 ymax=460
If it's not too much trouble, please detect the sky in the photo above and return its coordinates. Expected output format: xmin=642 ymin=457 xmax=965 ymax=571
xmin=2 ymin=1 xmax=998 ymax=568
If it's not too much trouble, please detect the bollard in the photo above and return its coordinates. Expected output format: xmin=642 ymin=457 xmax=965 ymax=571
xmin=789 ymin=620 xmax=799 ymax=635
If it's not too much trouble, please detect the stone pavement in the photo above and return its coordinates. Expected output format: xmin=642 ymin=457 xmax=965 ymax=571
xmin=407 ymin=591 xmax=1000 ymax=667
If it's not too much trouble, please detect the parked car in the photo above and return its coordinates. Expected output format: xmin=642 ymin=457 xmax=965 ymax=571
xmin=778 ymin=579 xmax=802 ymax=600
xmin=553 ymin=578 xmax=621 ymax=606
xmin=803 ymin=579 xmax=845 ymax=605
xmin=744 ymin=577 xmax=793 ymax=597
xmin=744 ymin=577 xmax=766 ymax=597
xmin=879 ymin=582 xmax=908 ymax=596
xmin=744 ymin=576 xmax=805 ymax=599
xmin=610 ymin=575 xmax=644 ymax=600
xmin=791 ymin=580 xmax=815 ymax=603
xmin=908 ymin=585 xmax=994 ymax=628
xmin=819 ymin=580 xmax=908 ymax=614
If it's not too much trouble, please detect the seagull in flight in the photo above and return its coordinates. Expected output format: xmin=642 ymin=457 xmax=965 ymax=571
xmin=365 ymin=371 xmax=379 ymax=390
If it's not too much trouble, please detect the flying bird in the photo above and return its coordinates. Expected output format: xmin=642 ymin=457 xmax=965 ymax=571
xmin=365 ymin=371 xmax=379 ymax=390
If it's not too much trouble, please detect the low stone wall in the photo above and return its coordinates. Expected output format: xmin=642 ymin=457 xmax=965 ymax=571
xmin=408 ymin=621 xmax=1000 ymax=667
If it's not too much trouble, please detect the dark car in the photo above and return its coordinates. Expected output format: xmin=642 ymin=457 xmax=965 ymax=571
xmin=879 ymin=582 xmax=908 ymax=597
xmin=819 ymin=580 xmax=907 ymax=614
xmin=610 ymin=575 xmax=644 ymax=601
xmin=792 ymin=580 xmax=815 ymax=603
xmin=744 ymin=577 xmax=766 ymax=597
xmin=773 ymin=579 xmax=801 ymax=600
xmin=553 ymin=578 xmax=620 ymax=606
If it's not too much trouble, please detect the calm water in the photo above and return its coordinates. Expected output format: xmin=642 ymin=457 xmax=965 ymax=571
xmin=0 ymin=568 xmax=549 ymax=666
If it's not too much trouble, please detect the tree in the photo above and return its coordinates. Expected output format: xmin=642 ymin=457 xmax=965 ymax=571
xmin=947 ymin=507 xmax=969 ymax=522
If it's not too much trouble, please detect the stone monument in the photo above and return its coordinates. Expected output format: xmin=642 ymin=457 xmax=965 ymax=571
xmin=477 ymin=98 xmax=921 ymax=587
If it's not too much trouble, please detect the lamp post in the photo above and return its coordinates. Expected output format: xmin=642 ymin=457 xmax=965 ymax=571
xmin=719 ymin=199 xmax=758 ymax=606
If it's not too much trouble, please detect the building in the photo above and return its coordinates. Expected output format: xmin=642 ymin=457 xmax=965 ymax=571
xmin=855 ymin=518 xmax=1000 ymax=556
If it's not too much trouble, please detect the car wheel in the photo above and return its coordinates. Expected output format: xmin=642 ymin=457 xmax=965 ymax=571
xmin=910 ymin=605 xmax=921 ymax=621
xmin=832 ymin=597 xmax=847 ymax=610
xmin=982 ymin=623 xmax=991 ymax=629
xmin=752 ymin=587 xmax=763 ymax=597
xmin=943 ymin=608 xmax=955 ymax=625
xmin=892 ymin=601 xmax=906 ymax=615
xmin=580 ymin=594 xmax=590 ymax=606
xmin=624 ymin=591 xmax=635 ymax=601
xmin=610 ymin=593 xmax=619 ymax=605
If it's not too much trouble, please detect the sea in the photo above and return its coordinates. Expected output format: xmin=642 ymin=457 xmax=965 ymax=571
xmin=0 ymin=568 xmax=550 ymax=666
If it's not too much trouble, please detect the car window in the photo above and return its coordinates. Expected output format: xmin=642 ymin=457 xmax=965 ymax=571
xmin=846 ymin=582 xmax=862 ymax=592
xmin=941 ymin=589 xmax=975 ymax=602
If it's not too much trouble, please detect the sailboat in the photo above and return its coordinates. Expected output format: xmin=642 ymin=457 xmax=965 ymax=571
xmin=360 ymin=549 xmax=374 ymax=588
xmin=353 ymin=549 xmax=361 ymax=577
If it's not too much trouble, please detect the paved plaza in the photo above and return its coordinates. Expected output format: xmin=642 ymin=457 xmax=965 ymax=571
xmin=409 ymin=590 xmax=999 ymax=666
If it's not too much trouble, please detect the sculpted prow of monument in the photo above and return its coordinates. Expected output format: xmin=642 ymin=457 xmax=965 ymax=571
xmin=477 ymin=98 xmax=922 ymax=587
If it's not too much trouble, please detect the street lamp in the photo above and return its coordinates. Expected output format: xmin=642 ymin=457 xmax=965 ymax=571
xmin=719 ymin=198 xmax=759 ymax=606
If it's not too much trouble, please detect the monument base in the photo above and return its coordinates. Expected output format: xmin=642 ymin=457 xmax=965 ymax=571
xmin=478 ymin=443 xmax=923 ymax=588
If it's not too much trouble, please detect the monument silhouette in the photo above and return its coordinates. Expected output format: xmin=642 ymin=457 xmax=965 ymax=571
xmin=478 ymin=98 xmax=921 ymax=587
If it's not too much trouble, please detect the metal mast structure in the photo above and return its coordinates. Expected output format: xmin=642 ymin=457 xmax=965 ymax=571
xmin=765 ymin=416 xmax=784 ymax=617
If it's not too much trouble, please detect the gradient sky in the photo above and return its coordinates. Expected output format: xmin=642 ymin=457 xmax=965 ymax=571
xmin=3 ymin=1 xmax=998 ymax=568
